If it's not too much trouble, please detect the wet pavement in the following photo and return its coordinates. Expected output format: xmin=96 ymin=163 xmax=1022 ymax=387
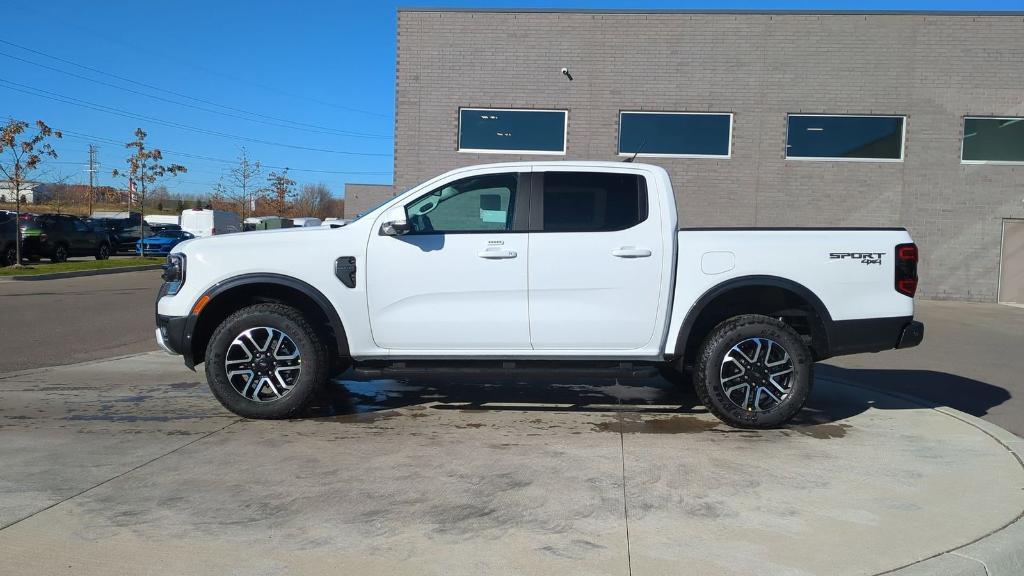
xmin=1 ymin=352 xmax=1022 ymax=575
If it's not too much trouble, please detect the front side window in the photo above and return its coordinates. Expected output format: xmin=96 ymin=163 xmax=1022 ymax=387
xmin=405 ymin=173 xmax=517 ymax=234
xmin=458 ymin=108 xmax=567 ymax=154
xmin=786 ymin=115 xmax=905 ymax=161
xmin=962 ymin=117 xmax=1024 ymax=163
xmin=542 ymin=172 xmax=647 ymax=233
xmin=619 ymin=112 xmax=732 ymax=157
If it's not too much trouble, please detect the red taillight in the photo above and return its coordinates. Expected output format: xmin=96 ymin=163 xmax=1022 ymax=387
xmin=895 ymin=242 xmax=918 ymax=297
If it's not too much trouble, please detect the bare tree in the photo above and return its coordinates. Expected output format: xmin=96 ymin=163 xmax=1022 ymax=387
xmin=223 ymin=147 xmax=262 ymax=220
xmin=0 ymin=119 xmax=62 ymax=266
xmin=265 ymin=169 xmax=295 ymax=216
xmin=111 ymin=128 xmax=186 ymax=220
xmin=150 ymin=185 xmax=170 ymax=212
xmin=293 ymin=182 xmax=332 ymax=218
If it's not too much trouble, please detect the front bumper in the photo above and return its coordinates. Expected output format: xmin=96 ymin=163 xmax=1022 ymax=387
xmin=156 ymin=313 xmax=194 ymax=367
xmin=139 ymin=245 xmax=173 ymax=256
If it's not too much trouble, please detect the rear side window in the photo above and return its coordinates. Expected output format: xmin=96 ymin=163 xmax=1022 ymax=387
xmin=542 ymin=172 xmax=647 ymax=232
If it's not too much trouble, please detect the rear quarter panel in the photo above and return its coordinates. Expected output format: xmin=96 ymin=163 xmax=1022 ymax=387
xmin=665 ymin=229 xmax=915 ymax=352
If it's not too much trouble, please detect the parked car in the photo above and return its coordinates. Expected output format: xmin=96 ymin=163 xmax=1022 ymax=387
xmin=155 ymin=161 xmax=923 ymax=428
xmin=137 ymin=229 xmax=194 ymax=256
xmin=1 ymin=213 xmax=18 ymax=266
xmin=180 ymin=209 xmax=240 ymax=238
xmin=21 ymin=214 xmax=112 ymax=262
xmin=88 ymin=214 xmax=150 ymax=254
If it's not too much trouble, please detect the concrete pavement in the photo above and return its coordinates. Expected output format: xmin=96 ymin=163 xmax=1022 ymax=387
xmin=1 ymin=353 xmax=1021 ymax=576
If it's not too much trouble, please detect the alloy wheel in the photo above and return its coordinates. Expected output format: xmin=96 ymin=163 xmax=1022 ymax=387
xmin=719 ymin=337 xmax=794 ymax=412
xmin=224 ymin=327 xmax=302 ymax=402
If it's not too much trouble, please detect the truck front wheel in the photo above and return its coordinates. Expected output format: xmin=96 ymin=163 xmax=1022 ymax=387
xmin=693 ymin=314 xmax=812 ymax=429
xmin=205 ymin=303 xmax=329 ymax=419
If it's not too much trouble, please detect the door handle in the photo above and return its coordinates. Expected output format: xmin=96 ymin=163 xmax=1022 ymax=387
xmin=478 ymin=248 xmax=517 ymax=259
xmin=611 ymin=247 xmax=652 ymax=258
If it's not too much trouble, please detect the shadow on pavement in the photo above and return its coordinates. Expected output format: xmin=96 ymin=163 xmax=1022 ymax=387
xmin=816 ymin=364 xmax=1012 ymax=420
xmin=305 ymin=365 xmax=1011 ymax=429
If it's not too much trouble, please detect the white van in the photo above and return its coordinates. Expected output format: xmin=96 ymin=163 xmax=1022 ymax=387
xmin=180 ymin=209 xmax=241 ymax=238
xmin=290 ymin=217 xmax=322 ymax=228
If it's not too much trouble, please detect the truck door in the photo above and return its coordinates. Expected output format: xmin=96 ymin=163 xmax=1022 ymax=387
xmin=528 ymin=170 xmax=664 ymax=350
xmin=366 ymin=170 xmax=532 ymax=350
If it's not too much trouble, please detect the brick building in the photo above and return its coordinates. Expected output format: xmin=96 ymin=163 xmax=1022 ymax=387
xmin=348 ymin=9 xmax=1024 ymax=302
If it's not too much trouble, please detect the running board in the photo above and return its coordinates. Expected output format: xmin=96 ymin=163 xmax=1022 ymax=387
xmin=350 ymin=360 xmax=660 ymax=379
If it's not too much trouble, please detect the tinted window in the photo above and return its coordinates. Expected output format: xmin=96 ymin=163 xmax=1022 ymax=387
xmin=72 ymin=219 xmax=88 ymax=232
xmin=787 ymin=115 xmax=904 ymax=160
xmin=459 ymin=109 xmax=566 ymax=153
xmin=542 ymin=172 xmax=647 ymax=232
xmin=962 ymin=117 xmax=1024 ymax=163
xmin=619 ymin=112 xmax=732 ymax=157
xmin=405 ymin=173 xmax=517 ymax=234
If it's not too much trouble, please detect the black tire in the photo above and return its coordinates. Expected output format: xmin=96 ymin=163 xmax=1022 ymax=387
xmin=50 ymin=243 xmax=69 ymax=263
xmin=95 ymin=242 xmax=110 ymax=260
xmin=693 ymin=314 xmax=813 ymax=429
xmin=205 ymin=303 xmax=330 ymax=419
xmin=2 ymin=244 xmax=15 ymax=267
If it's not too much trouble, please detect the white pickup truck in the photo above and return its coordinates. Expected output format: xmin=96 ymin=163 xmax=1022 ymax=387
xmin=155 ymin=161 xmax=922 ymax=428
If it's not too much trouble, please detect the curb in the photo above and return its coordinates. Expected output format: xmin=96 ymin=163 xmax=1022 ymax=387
xmin=0 ymin=264 xmax=162 ymax=282
xmin=821 ymin=376 xmax=1024 ymax=576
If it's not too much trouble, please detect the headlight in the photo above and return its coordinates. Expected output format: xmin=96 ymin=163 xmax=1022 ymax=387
xmin=161 ymin=253 xmax=186 ymax=295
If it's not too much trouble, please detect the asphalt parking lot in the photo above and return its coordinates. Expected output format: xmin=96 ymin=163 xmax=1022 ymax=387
xmin=0 ymin=272 xmax=1022 ymax=574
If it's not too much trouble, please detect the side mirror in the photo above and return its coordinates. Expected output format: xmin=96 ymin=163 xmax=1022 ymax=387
xmin=379 ymin=206 xmax=410 ymax=236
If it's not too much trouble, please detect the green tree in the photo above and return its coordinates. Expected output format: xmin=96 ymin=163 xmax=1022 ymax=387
xmin=111 ymin=128 xmax=186 ymax=220
xmin=0 ymin=119 xmax=62 ymax=266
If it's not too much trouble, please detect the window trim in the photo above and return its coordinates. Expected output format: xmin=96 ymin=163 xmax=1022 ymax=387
xmin=785 ymin=113 xmax=907 ymax=163
xmin=457 ymin=108 xmax=568 ymax=156
xmin=960 ymin=116 xmax=1024 ymax=166
xmin=617 ymin=111 xmax=734 ymax=159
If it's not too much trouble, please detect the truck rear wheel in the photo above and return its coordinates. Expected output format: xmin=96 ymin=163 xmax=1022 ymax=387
xmin=693 ymin=314 xmax=812 ymax=428
xmin=204 ymin=303 xmax=329 ymax=419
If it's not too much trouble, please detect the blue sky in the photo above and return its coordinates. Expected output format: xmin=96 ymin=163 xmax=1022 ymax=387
xmin=2 ymin=1 xmax=1020 ymax=198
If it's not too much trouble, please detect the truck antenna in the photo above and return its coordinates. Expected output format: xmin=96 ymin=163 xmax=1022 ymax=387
xmin=623 ymin=138 xmax=646 ymax=163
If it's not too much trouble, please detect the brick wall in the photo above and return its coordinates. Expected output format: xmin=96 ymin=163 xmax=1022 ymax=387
xmin=343 ymin=183 xmax=394 ymax=219
xmin=394 ymin=10 xmax=1024 ymax=301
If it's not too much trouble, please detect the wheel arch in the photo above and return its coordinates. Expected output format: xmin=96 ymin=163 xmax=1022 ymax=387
xmin=187 ymin=274 xmax=349 ymax=368
xmin=671 ymin=275 xmax=833 ymax=366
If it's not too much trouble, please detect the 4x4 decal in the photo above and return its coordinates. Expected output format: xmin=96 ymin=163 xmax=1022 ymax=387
xmin=830 ymin=252 xmax=885 ymax=265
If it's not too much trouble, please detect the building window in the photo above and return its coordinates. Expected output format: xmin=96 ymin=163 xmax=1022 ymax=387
xmin=962 ymin=117 xmax=1024 ymax=164
xmin=458 ymin=108 xmax=567 ymax=154
xmin=542 ymin=172 xmax=647 ymax=233
xmin=618 ymin=112 xmax=732 ymax=158
xmin=786 ymin=115 xmax=905 ymax=161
